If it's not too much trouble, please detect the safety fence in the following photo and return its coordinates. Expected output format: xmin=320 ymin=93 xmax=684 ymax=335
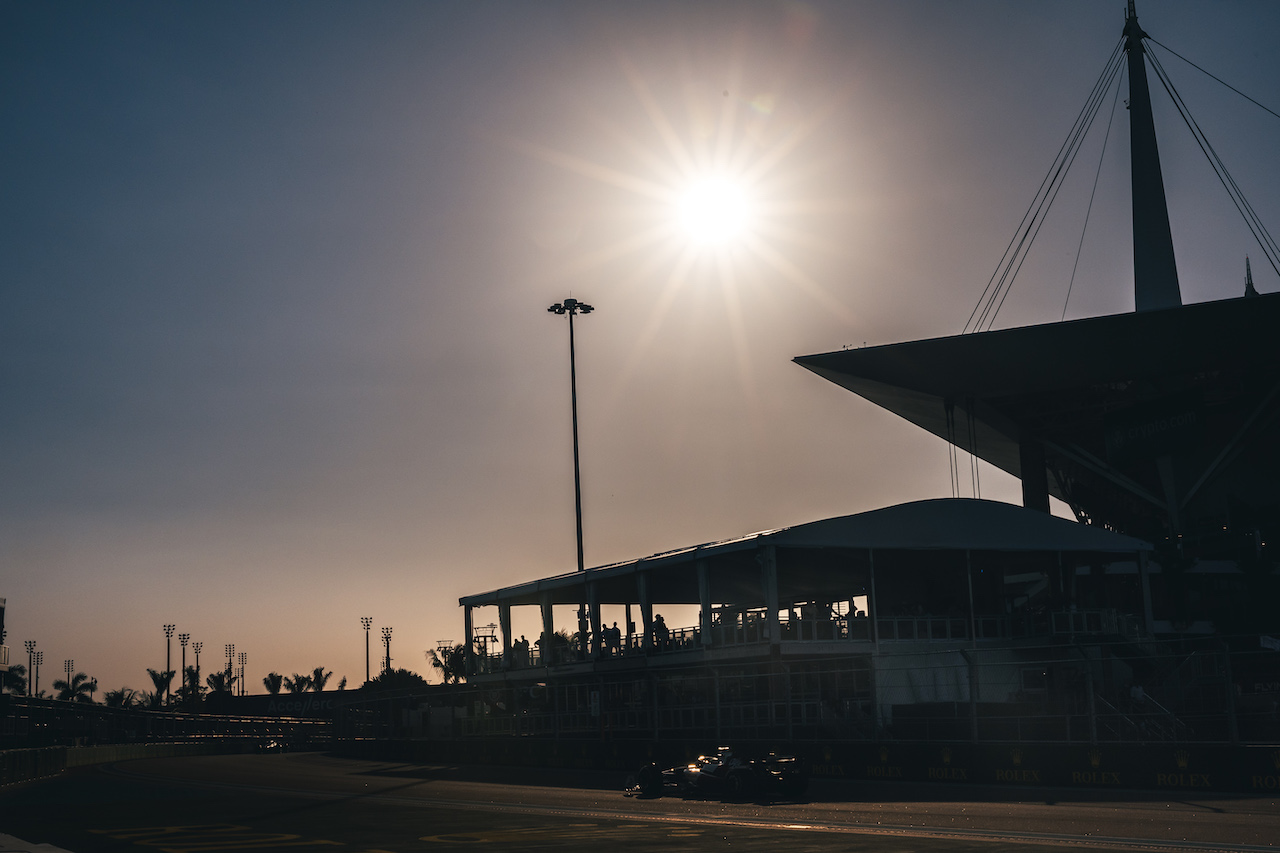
xmin=386 ymin=637 xmax=1280 ymax=747
xmin=0 ymin=696 xmax=332 ymax=752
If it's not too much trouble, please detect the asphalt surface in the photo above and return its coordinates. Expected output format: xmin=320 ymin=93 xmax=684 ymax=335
xmin=1 ymin=752 xmax=1276 ymax=853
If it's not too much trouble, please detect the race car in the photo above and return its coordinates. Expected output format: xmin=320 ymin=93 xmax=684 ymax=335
xmin=630 ymin=746 xmax=807 ymax=799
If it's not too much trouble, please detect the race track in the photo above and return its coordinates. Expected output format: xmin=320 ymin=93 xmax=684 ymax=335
xmin=1 ymin=752 xmax=1276 ymax=852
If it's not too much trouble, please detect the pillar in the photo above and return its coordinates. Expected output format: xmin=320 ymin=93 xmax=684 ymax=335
xmin=463 ymin=605 xmax=475 ymax=676
xmin=760 ymin=545 xmax=780 ymax=646
xmin=588 ymin=581 xmax=601 ymax=658
xmin=1020 ymin=439 xmax=1050 ymax=514
xmin=499 ymin=603 xmax=512 ymax=669
xmin=540 ymin=592 xmax=554 ymax=667
xmin=637 ymin=571 xmax=653 ymax=651
xmin=697 ymin=559 xmax=712 ymax=648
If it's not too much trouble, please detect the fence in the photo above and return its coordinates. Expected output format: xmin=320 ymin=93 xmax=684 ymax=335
xmin=0 ymin=695 xmax=332 ymax=751
xmin=406 ymin=637 xmax=1279 ymax=747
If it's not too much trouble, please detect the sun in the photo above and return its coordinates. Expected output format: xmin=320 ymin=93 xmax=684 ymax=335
xmin=675 ymin=176 xmax=754 ymax=246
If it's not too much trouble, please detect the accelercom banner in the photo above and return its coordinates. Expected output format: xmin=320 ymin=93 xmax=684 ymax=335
xmin=805 ymin=742 xmax=1280 ymax=793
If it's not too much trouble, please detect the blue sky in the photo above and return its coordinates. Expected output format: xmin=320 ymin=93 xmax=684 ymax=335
xmin=3 ymin=0 xmax=1277 ymax=693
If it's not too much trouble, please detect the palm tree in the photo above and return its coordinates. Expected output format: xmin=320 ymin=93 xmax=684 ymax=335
xmin=177 ymin=665 xmax=204 ymax=706
xmin=262 ymin=672 xmax=284 ymax=695
xmin=146 ymin=668 xmax=174 ymax=704
xmin=205 ymin=671 xmax=234 ymax=694
xmin=283 ymin=673 xmax=312 ymax=694
xmin=309 ymin=667 xmax=332 ymax=692
xmin=139 ymin=689 xmax=165 ymax=709
xmin=53 ymin=671 xmax=96 ymax=703
xmin=427 ymin=644 xmax=469 ymax=684
xmin=103 ymin=687 xmax=136 ymax=708
xmin=2 ymin=664 xmax=27 ymax=696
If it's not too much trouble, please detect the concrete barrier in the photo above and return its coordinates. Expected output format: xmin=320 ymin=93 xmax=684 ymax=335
xmin=1 ymin=741 xmax=253 ymax=787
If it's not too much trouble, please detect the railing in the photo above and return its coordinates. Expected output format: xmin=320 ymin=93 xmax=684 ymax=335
xmin=877 ymin=616 xmax=971 ymax=642
xmin=474 ymin=608 xmax=1150 ymax=674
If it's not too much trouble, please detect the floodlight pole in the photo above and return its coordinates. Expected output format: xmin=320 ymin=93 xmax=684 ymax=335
xmin=163 ymin=624 xmax=175 ymax=704
xmin=548 ymin=297 xmax=594 ymax=656
xmin=179 ymin=633 xmax=189 ymax=703
xmin=361 ymin=617 xmax=372 ymax=685
xmin=548 ymin=298 xmax=594 ymax=575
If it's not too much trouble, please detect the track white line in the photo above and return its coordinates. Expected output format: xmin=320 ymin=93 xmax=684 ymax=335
xmin=99 ymin=761 xmax=1273 ymax=853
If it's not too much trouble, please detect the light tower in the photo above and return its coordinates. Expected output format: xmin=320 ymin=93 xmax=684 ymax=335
xmin=192 ymin=642 xmax=203 ymax=693
xmin=547 ymin=297 xmax=595 ymax=655
xmin=163 ymin=624 xmax=176 ymax=703
xmin=360 ymin=617 xmax=372 ymax=684
xmin=381 ymin=626 xmax=393 ymax=674
xmin=178 ymin=633 xmax=190 ymax=702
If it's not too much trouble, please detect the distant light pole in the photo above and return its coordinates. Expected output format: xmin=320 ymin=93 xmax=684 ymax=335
xmin=238 ymin=652 xmax=247 ymax=697
xmin=225 ymin=644 xmax=235 ymax=693
xmin=547 ymin=297 xmax=594 ymax=575
xmin=548 ymin=297 xmax=595 ymax=654
xmin=178 ymin=634 xmax=190 ymax=702
xmin=360 ymin=617 xmax=372 ymax=684
xmin=163 ymin=624 xmax=176 ymax=703
xmin=381 ymin=626 xmax=393 ymax=674
xmin=64 ymin=659 xmax=73 ymax=699
xmin=32 ymin=651 xmax=43 ymax=697
xmin=192 ymin=642 xmax=203 ymax=693
xmin=24 ymin=641 xmax=34 ymax=696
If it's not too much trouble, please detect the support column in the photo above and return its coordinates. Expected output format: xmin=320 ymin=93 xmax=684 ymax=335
xmin=499 ymin=603 xmax=512 ymax=670
xmin=540 ymin=592 xmax=554 ymax=667
xmin=588 ymin=581 xmax=601 ymax=658
xmin=966 ymin=550 xmax=977 ymax=647
xmin=1124 ymin=1 xmax=1182 ymax=311
xmin=868 ymin=550 xmax=880 ymax=647
xmin=625 ymin=602 xmax=633 ymax=652
xmin=713 ymin=669 xmax=721 ymax=743
xmin=1138 ymin=550 xmax=1155 ymax=636
xmin=1019 ymin=439 xmax=1050 ymax=514
xmin=761 ymin=546 xmax=780 ymax=646
xmin=637 ymin=572 xmax=653 ymax=651
xmin=463 ymin=606 xmax=475 ymax=676
xmin=961 ymin=649 xmax=979 ymax=743
xmin=697 ymin=559 xmax=712 ymax=648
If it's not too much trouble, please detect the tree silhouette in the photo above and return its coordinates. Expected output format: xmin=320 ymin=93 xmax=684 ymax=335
xmin=177 ymin=665 xmax=204 ymax=706
xmin=146 ymin=668 xmax=174 ymax=704
xmin=206 ymin=671 xmax=235 ymax=694
xmin=310 ymin=667 xmax=332 ymax=692
xmin=363 ymin=668 xmax=429 ymax=692
xmin=262 ymin=672 xmax=284 ymax=695
xmin=2 ymin=664 xmax=27 ymax=696
xmin=53 ymin=671 xmax=96 ymax=703
xmin=426 ymin=645 xmax=469 ymax=684
xmin=283 ymin=673 xmax=312 ymax=694
xmin=103 ymin=687 xmax=136 ymax=708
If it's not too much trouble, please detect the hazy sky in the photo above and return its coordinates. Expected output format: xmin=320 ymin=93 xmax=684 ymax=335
xmin=4 ymin=1 xmax=1278 ymax=694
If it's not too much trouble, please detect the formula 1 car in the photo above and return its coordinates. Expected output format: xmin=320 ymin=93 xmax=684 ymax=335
xmin=629 ymin=746 xmax=807 ymax=800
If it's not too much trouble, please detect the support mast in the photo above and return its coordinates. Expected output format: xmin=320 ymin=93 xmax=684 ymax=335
xmin=1124 ymin=0 xmax=1182 ymax=311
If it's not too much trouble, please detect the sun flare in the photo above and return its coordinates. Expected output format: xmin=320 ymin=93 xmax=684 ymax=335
xmin=675 ymin=177 xmax=754 ymax=246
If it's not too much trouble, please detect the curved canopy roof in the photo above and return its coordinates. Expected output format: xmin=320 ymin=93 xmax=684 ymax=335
xmin=460 ymin=498 xmax=1151 ymax=608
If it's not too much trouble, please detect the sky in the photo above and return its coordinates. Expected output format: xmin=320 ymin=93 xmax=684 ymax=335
xmin=3 ymin=0 xmax=1278 ymax=696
